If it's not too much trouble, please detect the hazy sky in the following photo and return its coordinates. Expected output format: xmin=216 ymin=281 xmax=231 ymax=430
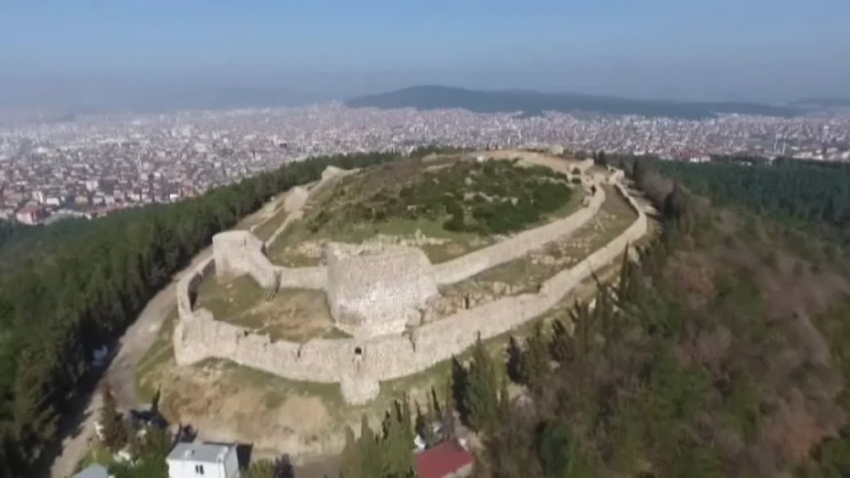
xmin=1 ymin=0 xmax=849 ymax=106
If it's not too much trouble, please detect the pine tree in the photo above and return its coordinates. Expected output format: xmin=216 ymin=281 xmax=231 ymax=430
xmin=522 ymin=323 xmax=550 ymax=397
xmin=466 ymin=338 xmax=499 ymax=432
xmin=380 ymin=405 xmax=414 ymax=477
xmin=359 ymin=415 xmax=381 ymax=477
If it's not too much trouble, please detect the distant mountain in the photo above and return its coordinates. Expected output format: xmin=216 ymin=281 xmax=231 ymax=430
xmin=346 ymin=85 xmax=799 ymax=119
xmin=788 ymin=98 xmax=850 ymax=111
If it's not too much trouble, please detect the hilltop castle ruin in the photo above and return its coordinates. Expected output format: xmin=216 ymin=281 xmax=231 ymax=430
xmin=172 ymin=154 xmax=648 ymax=404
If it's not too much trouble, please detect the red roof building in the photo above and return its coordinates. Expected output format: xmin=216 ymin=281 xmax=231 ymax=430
xmin=15 ymin=205 xmax=46 ymax=225
xmin=415 ymin=440 xmax=475 ymax=478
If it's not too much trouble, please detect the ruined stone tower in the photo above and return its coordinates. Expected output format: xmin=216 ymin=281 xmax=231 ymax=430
xmin=325 ymin=243 xmax=439 ymax=338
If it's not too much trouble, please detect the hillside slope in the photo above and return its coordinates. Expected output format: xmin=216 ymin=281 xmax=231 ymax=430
xmin=474 ymin=161 xmax=850 ymax=477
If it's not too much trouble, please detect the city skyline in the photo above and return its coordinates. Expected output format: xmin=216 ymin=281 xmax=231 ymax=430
xmin=1 ymin=0 xmax=849 ymax=113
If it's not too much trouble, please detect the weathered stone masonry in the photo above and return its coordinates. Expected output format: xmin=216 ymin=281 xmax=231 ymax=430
xmin=173 ymin=160 xmax=648 ymax=404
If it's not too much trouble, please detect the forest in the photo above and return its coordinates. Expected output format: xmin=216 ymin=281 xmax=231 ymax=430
xmin=0 ymin=150 xmax=404 ymax=477
xmin=467 ymin=158 xmax=850 ymax=476
xmin=334 ymin=156 xmax=850 ymax=476
xmin=656 ymin=157 xmax=850 ymax=244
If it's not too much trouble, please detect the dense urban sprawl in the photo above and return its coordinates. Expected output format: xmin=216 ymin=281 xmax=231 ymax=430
xmin=1 ymin=103 xmax=849 ymax=224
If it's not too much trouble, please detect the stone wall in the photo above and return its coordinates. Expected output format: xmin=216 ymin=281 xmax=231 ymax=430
xmin=326 ymin=243 xmax=439 ymax=338
xmin=433 ymin=181 xmax=605 ymax=285
xmin=176 ymin=258 xmax=216 ymax=320
xmin=173 ymin=164 xmax=648 ymax=404
xmin=213 ymin=231 xmax=278 ymax=289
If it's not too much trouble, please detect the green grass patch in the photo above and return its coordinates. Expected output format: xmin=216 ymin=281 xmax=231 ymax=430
xmin=195 ymin=274 xmax=266 ymax=320
xmin=201 ymin=358 xmax=345 ymax=410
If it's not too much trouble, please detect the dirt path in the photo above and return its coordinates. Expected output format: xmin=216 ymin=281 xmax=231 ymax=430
xmin=48 ymin=248 xmax=214 ymax=478
xmin=47 ymin=196 xmax=289 ymax=478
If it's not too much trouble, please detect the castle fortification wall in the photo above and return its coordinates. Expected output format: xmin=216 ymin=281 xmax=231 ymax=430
xmin=173 ymin=167 xmax=647 ymax=404
xmin=176 ymin=258 xmax=216 ymax=320
xmin=276 ymin=266 xmax=326 ymax=290
xmin=434 ymin=180 xmax=605 ymax=285
xmin=326 ymin=243 xmax=438 ymax=338
xmin=283 ymin=186 xmax=309 ymax=213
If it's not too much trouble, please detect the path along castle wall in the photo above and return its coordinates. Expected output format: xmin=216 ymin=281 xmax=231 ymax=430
xmin=360 ymin=177 xmax=648 ymax=381
xmin=173 ymin=170 xmax=647 ymax=401
xmin=433 ymin=182 xmax=605 ymax=285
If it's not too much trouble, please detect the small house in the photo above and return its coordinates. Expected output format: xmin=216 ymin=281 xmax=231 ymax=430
xmin=166 ymin=442 xmax=240 ymax=478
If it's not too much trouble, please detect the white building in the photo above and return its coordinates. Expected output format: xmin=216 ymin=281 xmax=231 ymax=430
xmin=166 ymin=442 xmax=240 ymax=478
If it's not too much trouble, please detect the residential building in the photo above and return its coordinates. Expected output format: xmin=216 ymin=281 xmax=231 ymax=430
xmin=166 ymin=442 xmax=240 ymax=478
xmin=15 ymin=205 xmax=45 ymax=225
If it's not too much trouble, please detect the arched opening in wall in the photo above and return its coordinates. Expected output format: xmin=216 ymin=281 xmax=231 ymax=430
xmin=354 ymin=347 xmax=363 ymax=356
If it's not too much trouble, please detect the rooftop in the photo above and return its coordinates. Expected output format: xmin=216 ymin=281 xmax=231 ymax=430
xmin=415 ymin=440 xmax=475 ymax=478
xmin=166 ymin=442 xmax=236 ymax=464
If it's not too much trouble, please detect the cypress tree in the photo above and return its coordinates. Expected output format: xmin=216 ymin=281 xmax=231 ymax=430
xmin=359 ymin=415 xmax=381 ymax=477
xmin=522 ymin=323 xmax=551 ymax=396
xmin=506 ymin=336 xmax=525 ymax=384
xmin=467 ymin=338 xmax=499 ymax=432
xmin=401 ymin=396 xmax=415 ymax=447
xmin=499 ymin=375 xmax=511 ymax=422
xmin=443 ymin=377 xmax=457 ymax=441
xmin=338 ymin=426 xmax=361 ymax=478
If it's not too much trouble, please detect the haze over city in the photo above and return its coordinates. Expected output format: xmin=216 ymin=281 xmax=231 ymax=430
xmin=2 ymin=0 xmax=849 ymax=113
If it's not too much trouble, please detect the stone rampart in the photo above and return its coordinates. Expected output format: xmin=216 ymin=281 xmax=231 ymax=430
xmin=433 ymin=180 xmax=605 ymax=285
xmin=283 ymin=186 xmax=309 ymax=213
xmin=176 ymin=258 xmax=216 ymax=320
xmin=173 ymin=164 xmax=647 ymax=404
xmin=326 ymin=243 xmax=439 ymax=338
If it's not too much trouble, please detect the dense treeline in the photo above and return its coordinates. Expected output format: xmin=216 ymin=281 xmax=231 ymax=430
xmin=656 ymin=158 xmax=850 ymax=244
xmin=0 ymin=151 xmax=402 ymax=477
xmin=467 ymin=160 xmax=850 ymax=476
